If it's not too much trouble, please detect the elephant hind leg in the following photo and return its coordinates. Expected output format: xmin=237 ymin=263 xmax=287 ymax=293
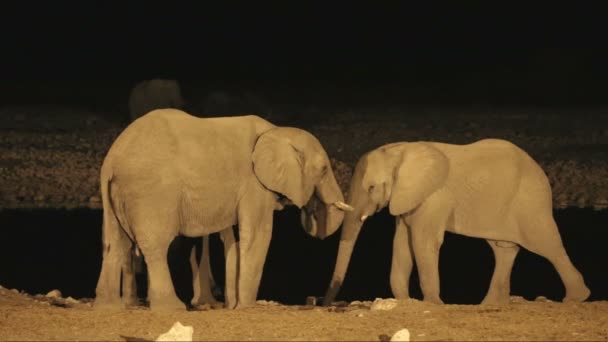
xmin=135 ymin=217 xmax=185 ymax=311
xmin=95 ymin=209 xmax=133 ymax=310
xmin=481 ymin=240 xmax=520 ymax=305
xmin=519 ymin=216 xmax=590 ymax=302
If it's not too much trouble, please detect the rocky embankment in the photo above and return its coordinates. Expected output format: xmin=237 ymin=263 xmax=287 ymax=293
xmin=1 ymin=105 xmax=607 ymax=210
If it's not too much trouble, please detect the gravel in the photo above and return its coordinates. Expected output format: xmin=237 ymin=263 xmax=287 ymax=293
xmin=1 ymin=105 xmax=607 ymax=211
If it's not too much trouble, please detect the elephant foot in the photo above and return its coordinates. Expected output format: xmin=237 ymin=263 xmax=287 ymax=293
xmin=93 ymin=299 xmax=124 ymax=311
xmin=149 ymin=297 xmax=187 ymax=311
xmin=480 ymin=294 xmax=510 ymax=306
xmin=564 ymin=286 xmax=591 ymax=303
xmin=423 ymin=296 xmax=444 ymax=305
xmin=122 ymin=295 xmax=140 ymax=308
xmin=192 ymin=296 xmax=219 ymax=307
xmin=234 ymin=301 xmax=256 ymax=309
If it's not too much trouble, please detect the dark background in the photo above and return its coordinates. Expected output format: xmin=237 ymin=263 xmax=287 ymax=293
xmin=0 ymin=3 xmax=607 ymax=306
xmin=1 ymin=2 xmax=607 ymax=109
xmin=0 ymin=208 xmax=606 ymax=305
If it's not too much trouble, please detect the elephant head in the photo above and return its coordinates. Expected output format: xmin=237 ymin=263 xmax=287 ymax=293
xmin=252 ymin=127 xmax=353 ymax=239
xmin=323 ymin=142 xmax=448 ymax=305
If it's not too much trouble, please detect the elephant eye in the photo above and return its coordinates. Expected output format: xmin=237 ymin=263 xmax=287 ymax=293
xmin=368 ymin=185 xmax=375 ymax=193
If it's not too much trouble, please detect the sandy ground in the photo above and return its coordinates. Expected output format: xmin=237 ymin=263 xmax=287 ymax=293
xmin=0 ymin=285 xmax=606 ymax=341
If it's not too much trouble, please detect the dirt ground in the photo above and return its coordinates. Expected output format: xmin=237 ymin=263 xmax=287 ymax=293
xmin=0 ymin=285 xmax=606 ymax=341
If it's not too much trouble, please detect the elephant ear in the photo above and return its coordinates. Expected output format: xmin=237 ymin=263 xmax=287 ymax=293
xmin=252 ymin=129 xmax=310 ymax=208
xmin=389 ymin=142 xmax=449 ymax=216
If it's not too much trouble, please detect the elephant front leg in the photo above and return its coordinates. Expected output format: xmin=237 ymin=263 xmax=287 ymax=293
xmin=220 ymin=227 xmax=239 ymax=309
xmin=191 ymin=235 xmax=219 ymax=306
xmin=410 ymin=217 xmax=445 ymax=304
xmin=390 ymin=216 xmax=414 ymax=299
xmin=236 ymin=207 xmax=273 ymax=308
xmin=482 ymin=240 xmax=520 ymax=305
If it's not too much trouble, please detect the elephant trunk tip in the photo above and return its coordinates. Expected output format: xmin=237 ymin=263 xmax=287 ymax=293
xmin=322 ymin=279 xmax=343 ymax=306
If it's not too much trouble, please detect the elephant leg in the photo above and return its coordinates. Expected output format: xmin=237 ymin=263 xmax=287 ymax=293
xmin=95 ymin=209 xmax=133 ymax=310
xmin=191 ymin=235 xmax=219 ymax=306
xmin=220 ymin=227 xmax=239 ymax=309
xmin=236 ymin=208 xmax=273 ymax=308
xmin=136 ymin=218 xmax=185 ymax=311
xmin=519 ymin=216 xmax=590 ymax=302
xmin=121 ymin=248 xmax=139 ymax=306
xmin=481 ymin=240 xmax=520 ymax=305
xmin=409 ymin=205 xmax=448 ymax=304
xmin=390 ymin=215 xmax=414 ymax=299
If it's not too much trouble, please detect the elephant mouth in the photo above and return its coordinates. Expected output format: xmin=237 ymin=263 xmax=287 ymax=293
xmin=301 ymin=194 xmax=327 ymax=238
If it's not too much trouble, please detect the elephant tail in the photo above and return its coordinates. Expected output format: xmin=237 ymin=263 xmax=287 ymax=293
xmin=100 ymin=167 xmax=135 ymax=244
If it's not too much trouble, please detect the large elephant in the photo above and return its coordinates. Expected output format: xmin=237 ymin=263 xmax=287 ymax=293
xmin=95 ymin=109 xmax=351 ymax=311
xmin=324 ymin=138 xmax=590 ymax=306
xmin=128 ymin=79 xmax=185 ymax=121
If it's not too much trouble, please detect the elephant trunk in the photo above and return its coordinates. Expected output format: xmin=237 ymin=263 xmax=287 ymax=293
xmin=302 ymin=169 xmax=349 ymax=239
xmin=322 ymin=214 xmax=363 ymax=306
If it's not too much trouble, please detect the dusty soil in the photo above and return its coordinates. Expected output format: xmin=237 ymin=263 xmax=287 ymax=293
xmin=0 ymin=285 xmax=606 ymax=341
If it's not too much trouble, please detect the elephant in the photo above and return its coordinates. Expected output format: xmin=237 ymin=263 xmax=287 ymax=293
xmin=94 ymin=109 xmax=352 ymax=311
xmin=128 ymin=79 xmax=185 ymax=121
xmin=323 ymin=138 xmax=590 ymax=306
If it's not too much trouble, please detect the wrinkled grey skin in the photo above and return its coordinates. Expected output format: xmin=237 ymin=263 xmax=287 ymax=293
xmin=128 ymin=79 xmax=185 ymax=121
xmin=95 ymin=109 xmax=350 ymax=311
xmin=324 ymin=139 xmax=590 ymax=306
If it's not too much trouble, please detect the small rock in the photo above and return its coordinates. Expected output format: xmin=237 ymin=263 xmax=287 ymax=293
xmin=371 ymin=298 xmax=398 ymax=311
xmin=535 ymin=296 xmax=553 ymax=303
xmin=156 ymin=321 xmax=193 ymax=342
xmin=46 ymin=289 xmax=62 ymax=298
xmin=423 ymin=310 xmax=430 ymax=314
xmin=256 ymin=300 xmax=279 ymax=306
xmin=509 ymin=296 xmax=526 ymax=303
xmin=66 ymin=296 xmax=79 ymax=304
xmin=305 ymin=296 xmax=317 ymax=306
xmin=11 ymin=289 xmax=19 ymax=294
xmin=89 ymin=195 xmax=101 ymax=203
xmin=390 ymin=328 xmax=410 ymax=341
xmin=356 ymin=313 xmax=364 ymax=318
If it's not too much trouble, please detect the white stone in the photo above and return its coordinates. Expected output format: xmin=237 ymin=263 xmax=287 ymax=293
xmin=370 ymin=298 xmax=398 ymax=311
xmin=390 ymin=328 xmax=410 ymax=341
xmin=155 ymin=322 xmax=193 ymax=342
xmin=45 ymin=289 xmax=62 ymax=298
xmin=66 ymin=296 xmax=80 ymax=304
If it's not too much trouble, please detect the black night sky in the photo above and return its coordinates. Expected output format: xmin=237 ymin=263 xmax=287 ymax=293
xmin=1 ymin=2 xmax=608 ymax=108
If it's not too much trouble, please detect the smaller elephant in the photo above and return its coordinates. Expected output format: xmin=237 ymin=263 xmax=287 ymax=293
xmin=128 ymin=79 xmax=185 ymax=121
xmin=324 ymin=138 xmax=590 ymax=306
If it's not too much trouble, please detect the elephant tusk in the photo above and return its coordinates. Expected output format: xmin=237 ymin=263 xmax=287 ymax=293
xmin=334 ymin=201 xmax=354 ymax=212
xmin=360 ymin=215 xmax=368 ymax=222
